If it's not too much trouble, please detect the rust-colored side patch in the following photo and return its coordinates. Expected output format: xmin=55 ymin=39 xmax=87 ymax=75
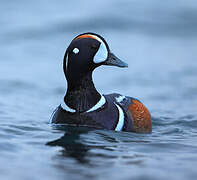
xmin=75 ymin=34 xmax=97 ymax=40
xmin=128 ymin=99 xmax=152 ymax=133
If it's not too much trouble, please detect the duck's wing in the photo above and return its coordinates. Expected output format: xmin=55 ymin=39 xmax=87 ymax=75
xmin=104 ymin=93 xmax=152 ymax=133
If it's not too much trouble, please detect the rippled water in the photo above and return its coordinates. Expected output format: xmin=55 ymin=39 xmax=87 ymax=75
xmin=1 ymin=1 xmax=197 ymax=180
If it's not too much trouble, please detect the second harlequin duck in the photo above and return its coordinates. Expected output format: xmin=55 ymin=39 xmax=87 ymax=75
xmin=51 ymin=32 xmax=152 ymax=133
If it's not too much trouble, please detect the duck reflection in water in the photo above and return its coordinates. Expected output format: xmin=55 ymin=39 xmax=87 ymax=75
xmin=46 ymin=126 xmax=93 ymax=164
xmin=46 ymin=125 xmax=148 ymax=167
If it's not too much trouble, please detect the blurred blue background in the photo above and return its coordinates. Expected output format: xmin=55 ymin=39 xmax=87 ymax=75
xmin=1 ymin=1 xmax=197 ymax=180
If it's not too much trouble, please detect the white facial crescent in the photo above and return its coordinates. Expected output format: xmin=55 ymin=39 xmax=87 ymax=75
xmin=87 ymin=34 xmax=108 ymax=64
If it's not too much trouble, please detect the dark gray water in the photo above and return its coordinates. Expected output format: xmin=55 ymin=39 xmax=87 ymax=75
xmin=1 ymin=1 xmax=197 ymax=180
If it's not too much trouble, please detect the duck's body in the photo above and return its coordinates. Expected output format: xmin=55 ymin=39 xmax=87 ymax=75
xmin=51 ymin=33 xmax=152 ymax=133
xmin=52 ymin=93 xmax=151 ymax=132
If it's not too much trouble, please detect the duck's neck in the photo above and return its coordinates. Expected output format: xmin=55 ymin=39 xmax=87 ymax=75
xmin=64 ymin=72 xmax=101 ymax=112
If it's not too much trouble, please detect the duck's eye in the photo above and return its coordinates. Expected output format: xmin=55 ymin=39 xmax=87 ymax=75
xmin=73 ymin=48 xmax=79 ymax=54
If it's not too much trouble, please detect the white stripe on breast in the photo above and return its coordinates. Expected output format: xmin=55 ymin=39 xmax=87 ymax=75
xmin=61 ymin=101 xmax=76 ymax=113
xmin=86 ymin=95 xmax=106 ymax=112
xmin=114 ymin=103 xmax=124 ymax=131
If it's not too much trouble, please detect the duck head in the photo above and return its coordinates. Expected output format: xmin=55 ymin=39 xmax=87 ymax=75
xmin=63 ymin=32 xmax=128 ymax=86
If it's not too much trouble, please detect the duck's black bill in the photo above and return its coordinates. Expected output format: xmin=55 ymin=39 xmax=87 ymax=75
xmin=104 ymin=52 xmax=128 ymax=68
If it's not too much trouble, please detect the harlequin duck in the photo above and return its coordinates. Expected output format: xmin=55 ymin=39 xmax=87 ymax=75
xmin=51 ymin=32 xmax=152 ymax=133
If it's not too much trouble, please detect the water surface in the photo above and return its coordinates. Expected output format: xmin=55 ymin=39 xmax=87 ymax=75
xmin=1 ymin=1 xmax=197 ymax=180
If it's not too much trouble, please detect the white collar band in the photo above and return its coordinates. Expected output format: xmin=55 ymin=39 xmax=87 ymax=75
xmin=61 ymin=101 xmax=76 ymax=113
xmin=61 ymin=95 xmax=106 ymax=113
xmin=86 ymin=95 xmax=106 ymax=113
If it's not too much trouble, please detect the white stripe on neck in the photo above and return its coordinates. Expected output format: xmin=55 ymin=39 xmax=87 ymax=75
xmin=114 ymin=103 xmax=124 ymax=131
xmin=61 ymin=101 xmax=76 ymax=113
xmin=61 ymin=95 xmax=106 ymax=113
xmin=86 ymin=95 xmax=106 ymax=113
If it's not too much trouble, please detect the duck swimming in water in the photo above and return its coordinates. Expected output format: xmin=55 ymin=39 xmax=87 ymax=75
xmin=51 ymin=32 xmax=152 ymax=133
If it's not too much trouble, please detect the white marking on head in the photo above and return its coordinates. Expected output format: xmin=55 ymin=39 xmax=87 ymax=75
xmin=86 ymin=34 xmax=108 ymax=64
xmin=86 ymin=95 xmax=106 ymax=113
xmin=114 ymin=103 xmax=124 ymax=131
xmin=65 ymin=53 xmax=68 ymax=70
xmin=73 ymin=47 xmax=79 ymax=54
xmin=65 ymin=48 xmax=79 ymax=71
